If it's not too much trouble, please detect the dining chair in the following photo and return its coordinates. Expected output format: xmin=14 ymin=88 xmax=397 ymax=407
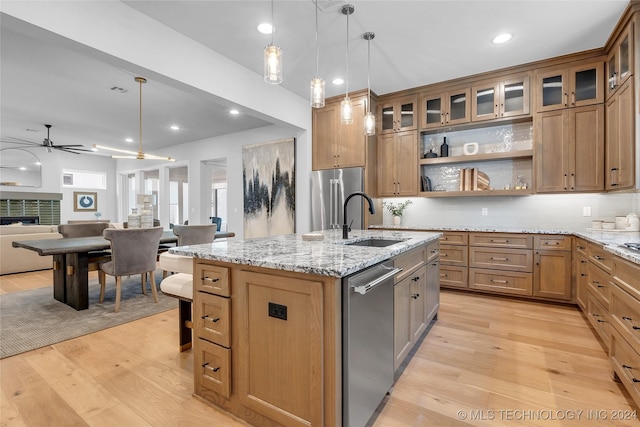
xmin=99 ymin=226 xmax=164 ymax=312
xmin=159 ymin=223 xmax=217 ymax=350
xmin=209 ymin=216 xmax=222 ymax=232
xmin=58 ymin=223 xmax=111 ymax=287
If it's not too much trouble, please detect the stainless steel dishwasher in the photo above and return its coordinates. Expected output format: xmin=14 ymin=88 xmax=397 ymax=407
xmin=343 ymin=259 xmax=402 ymax=427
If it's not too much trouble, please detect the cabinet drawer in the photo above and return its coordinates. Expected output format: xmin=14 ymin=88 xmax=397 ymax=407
xmin=587 ymin=262 xmax=611 ymax=307
xmin=574 ymin=238 xmax=588 ymax=257
xmin=469 ymin=268 xmax=532 ymax=296
xmin=195 ymin=263 xmax=230 ymax=296
xmin=469 ymin=233 xmax=533 ymax=249
xmin=610 ymin=328 xmax=640 ymax=406
xmin=610 ymin=284 xmax=640 ymax=356
xmin=426 ymin=240 xmax=440 ymax=262
xmin=395 ymin=246 xmax=426 ymax=282
xmin=469 ymin=247 xmax=533 ymax=272
xmin=440 ymin=266 xmax=468 ymax=289
xmin=195 ymin=338 xmax=231 ymax=398
xmin=438 ymin=231 xmax=468 ymax=246
xmin=586 ymin=290 xmax=610 ymax=348
xmin=587 ymin=243 xmax=613 ymax=274
xmin=534 ymin=235 xmax=572 ymax=251
xmin=613 ymin=257 xmax=640 ymax=300
xmin=440 ymin=244 xmax=468 ymax=266
xmin=194 ymin=292 xmax=231 ymax=348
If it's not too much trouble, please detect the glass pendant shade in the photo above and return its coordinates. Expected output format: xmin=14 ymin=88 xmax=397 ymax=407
xmin=310 ymin=77 xmax=325 ymax=108
xmin=341 ymin=96 xmax=353 ymax=124
xmin=364 ymin=111 xmax=376 ymax=136
xmin=264 ymin=43 xmax=283 ymax=84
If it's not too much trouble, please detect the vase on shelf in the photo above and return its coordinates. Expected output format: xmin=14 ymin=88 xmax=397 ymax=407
xmin=128 ymin=208 xmax=141 ymax=229
xmin=393 ymin=216 xmax=402 ymax=226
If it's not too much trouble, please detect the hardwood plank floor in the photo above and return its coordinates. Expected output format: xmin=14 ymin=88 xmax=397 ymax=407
xmin=1 ymin=271 xmax=637 ymax=426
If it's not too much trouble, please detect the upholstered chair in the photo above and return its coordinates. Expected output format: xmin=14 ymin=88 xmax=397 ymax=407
xmin=58 ymin=223 xmax=111 ymax=287
xmin=100 ymin=226 xmax=163 ymax=312
xmin=209 ymin=216 xmax=222 ymax=232
xmin=172 ymin=224 xmax=217 ymax=245
xmin=159 ymin=223 xmax=217 ymax=351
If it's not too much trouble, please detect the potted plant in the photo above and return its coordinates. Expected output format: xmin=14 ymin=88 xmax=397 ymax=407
xmin=382 ymin=200 xmax=412 ymax=226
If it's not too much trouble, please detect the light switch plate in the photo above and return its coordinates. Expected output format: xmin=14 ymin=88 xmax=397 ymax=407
xmin=583 ymin=207 xmax=592 ymax=217
xmin=481 ymin=208 xmax=488 ymax=216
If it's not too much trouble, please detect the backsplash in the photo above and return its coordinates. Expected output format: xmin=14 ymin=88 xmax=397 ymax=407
xmin=380 ymin=192 xmax=639 ymax=232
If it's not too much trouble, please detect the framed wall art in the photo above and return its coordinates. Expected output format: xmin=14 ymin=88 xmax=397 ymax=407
xmin=242 ymin=138 xmax=295 ymax=238
xmin=73 ymin=191 xmax=98 ymax=212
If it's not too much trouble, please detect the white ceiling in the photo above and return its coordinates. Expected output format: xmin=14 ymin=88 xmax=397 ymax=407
xmin=0 ymin=0 xmax=628 ymax=157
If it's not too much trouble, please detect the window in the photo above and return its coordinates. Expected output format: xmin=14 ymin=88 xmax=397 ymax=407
xmin=143 ymin=169 xmax=160 ymax=221
xmin=62 ymin=169 xmax=106 ymax=189
xmin=169 ymin=166 xmax=188 ymax=225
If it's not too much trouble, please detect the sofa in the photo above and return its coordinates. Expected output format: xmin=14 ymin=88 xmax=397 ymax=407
xmin=0 ymin=223 xmax=62 ymax=275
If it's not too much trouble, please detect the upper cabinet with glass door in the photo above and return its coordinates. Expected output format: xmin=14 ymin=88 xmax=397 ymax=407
xmin=420 ymin=87 xmax=471 ymax=129
xmin=535 ymin=59 xmax=604 ymax=112
xmin=606 ymin=22 xmax=634 ymax=98
xmin=471 ymin=73 xmax=530 ymax=122
xmin=377 ymin=95 xmax=418 ymax=134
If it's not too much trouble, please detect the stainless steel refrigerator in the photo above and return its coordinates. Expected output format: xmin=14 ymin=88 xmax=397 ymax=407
xmin=311 ymin=167 xmax=365 ymax=231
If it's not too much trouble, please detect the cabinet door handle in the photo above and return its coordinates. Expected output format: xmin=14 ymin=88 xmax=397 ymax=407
xmin=441 ymin=253 xmax=448 ymax=257
xmin=202 ymin=315 xmax=220 ymax=323
xmin=610 ymin=73 xmax=618 ymax=89
xmin=490 ymin=257 xmax=509 ymax=261
xmin=411 ymin=293 xmax=420 ymax=299
xmin=543 ymin=241 xmax=560 ymax=245
xmin=441 ymin=113 xmax=445 ymax=125
xmin=500 ymin=103 xmax=504 ymax=116
xmin=445 ymin=112 xmax=449 ymax=124
xmin=593 ymin=255 xmax=605 ymax=261
xmin=203 ymin=276 xmax=220 ymax=284
xmin=563 ymin=174 xmax=568 ymax=190
xmin=495 ymin=103 xmax=498 ymax=117
xmin=412 ymin=276 xmax=420 ymax=281
xmin=490 ymin=239 xmax=509 ymax=243
xmin=563 ymin=92 xmax=568 ymax=107
xmin=202 ymin=362 xmax=220 ymax=373
xmin=440 ymin=273 xmax=448 ymax=278
xmin=490 ymin=279 xmax=509 ymax=284
xmin=571 ymin=173 xmax=575 ymax=190
xmin=570 ymin=92 xmax=575 ymax=106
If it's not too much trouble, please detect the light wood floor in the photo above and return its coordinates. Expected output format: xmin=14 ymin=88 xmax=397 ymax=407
xmin=1 ymin=270 xmax=637 ymax=426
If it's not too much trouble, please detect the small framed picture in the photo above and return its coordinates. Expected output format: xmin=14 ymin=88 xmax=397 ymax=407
xmin=73 ymin=192 xmax=98 ymax=212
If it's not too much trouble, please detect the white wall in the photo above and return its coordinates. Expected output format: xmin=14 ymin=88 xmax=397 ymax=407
xmin=383 ymin=192 xmax=639 ymax=232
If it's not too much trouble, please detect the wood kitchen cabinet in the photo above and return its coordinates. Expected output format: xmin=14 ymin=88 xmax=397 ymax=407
xmin=312 ymin=91 xmax=368 ymax=170
xmin=535 ymin=59 xmax=604 ymax=112
xmin=377 ymin=94 xmax=417 ymax=134
xmin=606 ymin=22 xmax=634 ymax=98
xmin=377 ymin=130 xmax=418 ymax=196
xmin=419 ymin=88 xmax=471 ymax=129
xmin=471 ymin=73 xmax=530 ymax=122
xmin=393 ymin=242 xmax=438 ymax=373
xmin=605 ymin=78 xmax=635 ymax=190
xmin=574 ymin=238 xmax=589 ymax=311
xmin=533 ymin=235 xmax=572 ymax=301
xmin=535 ymin=104 xmax=604 ymax=192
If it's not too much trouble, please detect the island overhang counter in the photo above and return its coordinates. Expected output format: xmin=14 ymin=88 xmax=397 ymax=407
xmin=170 ymin=229 xmax=441 ymax=427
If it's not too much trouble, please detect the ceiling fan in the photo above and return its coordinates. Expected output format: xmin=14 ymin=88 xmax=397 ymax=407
xmin=1 ymin=124 xmax=92 ymax=154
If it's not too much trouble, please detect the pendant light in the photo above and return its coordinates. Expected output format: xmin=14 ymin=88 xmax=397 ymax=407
xmin=363 ymin=32 xmax=375 ymax=136
xmin=264 ymin=0 xmax=283 ymax=85
xmin=340 ymin=4 xmax=354 ymax=125
xmin=94 ymin=77 xmax=175 ymax=161
xmin=310 ymin=0 xmax=325 ymax=108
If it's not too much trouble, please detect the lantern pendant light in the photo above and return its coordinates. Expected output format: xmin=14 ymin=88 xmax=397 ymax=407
xmin=264 ymin=0 xmax=283 ymax=85
xmin=340 ymin=4 xmax=354 ymax=125
xmin=310 ymin=0 xmax=325 ymax=108
xmin=363 ymin=32 xmax=375 ymax=136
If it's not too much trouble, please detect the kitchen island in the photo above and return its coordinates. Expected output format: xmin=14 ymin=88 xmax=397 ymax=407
xmin=170 ymin=229 xmax=441 ymax=427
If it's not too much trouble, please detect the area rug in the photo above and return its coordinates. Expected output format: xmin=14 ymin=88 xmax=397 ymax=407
xmin=0 ymin=271 xmax=177 ymax=359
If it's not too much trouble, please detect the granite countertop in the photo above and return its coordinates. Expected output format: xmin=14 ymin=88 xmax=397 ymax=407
xmin=170 ymin=229 xmax=442 ymax=278
xmin=370 ymin=225 xmax=640 ymax=265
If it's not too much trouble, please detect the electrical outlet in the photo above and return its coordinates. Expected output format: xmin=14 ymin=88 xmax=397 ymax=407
xmin=583 ymin=206 xmax=592 ymax=217
xmin=481 ymin=208 xmax=488 ymax=216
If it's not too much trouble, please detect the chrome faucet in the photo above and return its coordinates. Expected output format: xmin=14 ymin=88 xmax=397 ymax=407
xmin=343 ymin=192 xmax=375 ymax=239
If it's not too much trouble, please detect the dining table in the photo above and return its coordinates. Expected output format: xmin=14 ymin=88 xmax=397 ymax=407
xmin=12 ymin=230 xmax=235 ymax=310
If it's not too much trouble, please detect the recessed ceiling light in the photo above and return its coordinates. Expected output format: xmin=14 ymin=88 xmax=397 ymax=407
xmin=125 ymin=138 xmax=134 ymax=143
xmin=257 ymin=23 xmax=273 ymax=34
xmin=91 ymin=147 xmax=98 ymax=152
xmin=35 ymin=162 xmax=41 ymax=166
xmin=229 ymin=109 xmax=240 ymax=115
xmin=492 ymin=33 xmax=512 ymax=44
xmin=332 ymin=78 xmax=344 ymax=85
xmin=170 ymin=125 xmax=180 ymax=130
xmin=19 ymin=167 xmax=26 ymax=171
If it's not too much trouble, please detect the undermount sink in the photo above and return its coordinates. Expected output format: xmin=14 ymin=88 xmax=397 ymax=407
xmin=344 ymin=238 xmax=406 ymax=248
